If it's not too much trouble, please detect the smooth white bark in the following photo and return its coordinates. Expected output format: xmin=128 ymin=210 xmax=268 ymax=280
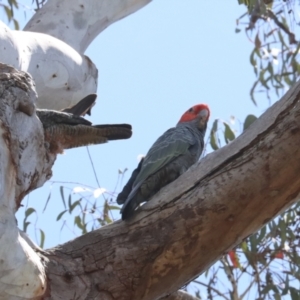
xmin=0 ymin=21 xmax=98 ymax=111
xmin=0 ymin=21 xmax=20 ymax=69
xmin=0 ymin=64 xmax=55 ymax=299
xmin=0 ymin=0 xmax=152 ymax=111
xmin=24 ymin=0 xmax=152 ymax=53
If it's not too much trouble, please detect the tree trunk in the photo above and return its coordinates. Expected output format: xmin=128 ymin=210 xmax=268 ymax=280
xmin=40 ymin=75 xmax=300 ymax=298
xmin=0 ymin=64 xmax=56 ymax=300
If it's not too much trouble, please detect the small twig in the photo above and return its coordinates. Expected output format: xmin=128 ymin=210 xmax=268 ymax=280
xmin=48 ymin=180 xmax=96 ymax=190
xmin=267 ymin=9 xmax=297 ymax=44
xmin=86 ymin=146 xmax=101 ymax=188
xmin=248 ymin=0 xmax=262 ymax=29
xmin=221 ymin=257 xmax=240 ymax=300
xmin=193 ymin=280 xmax=230 ymax=300
xmin=239 ymin=262 xmax=270 ymax=299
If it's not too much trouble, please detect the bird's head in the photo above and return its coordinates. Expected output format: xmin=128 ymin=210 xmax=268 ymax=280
xmin=178 ymin=104 xmax=210 ymax=130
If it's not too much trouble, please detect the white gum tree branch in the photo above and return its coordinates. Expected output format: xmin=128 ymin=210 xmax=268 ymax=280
xmin=24 ymin=0 xmax=153 ymax=53
xmin=0 ymin=63 xmax=56 ymax=299
xmin=0 ymin=0 xmax=152 ymax=110
xmin=0 ymin=20 xmax=98 ymax=110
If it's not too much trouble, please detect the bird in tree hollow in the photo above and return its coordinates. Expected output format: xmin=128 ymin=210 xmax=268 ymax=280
xmin=36 ymin=94 xmax=132 ymax=154
xmin=117 ymin=104 xmax=210 ymax=220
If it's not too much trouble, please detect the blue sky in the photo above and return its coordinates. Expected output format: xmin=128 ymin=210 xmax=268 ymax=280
xmin=8 ymin=1 xmax=270 ymax=248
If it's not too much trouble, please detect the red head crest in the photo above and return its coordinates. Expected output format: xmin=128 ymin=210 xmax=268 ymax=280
xmin=178 ymin=104 xmax=210 ymax=123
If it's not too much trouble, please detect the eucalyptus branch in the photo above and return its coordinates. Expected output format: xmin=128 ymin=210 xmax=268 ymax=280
xmin=266 ymin=9 xmax=297 ymax=44
xmin=240 ymin=262 xmax=270 ymax=299
xmin=221 ymin=257 xmax=239 ymax=300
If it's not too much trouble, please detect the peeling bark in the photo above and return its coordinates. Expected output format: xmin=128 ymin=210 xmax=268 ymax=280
xmin=38 ymin=78 xmax=300 ymax=299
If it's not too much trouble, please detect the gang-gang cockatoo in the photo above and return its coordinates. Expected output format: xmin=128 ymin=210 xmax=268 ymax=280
xmin=117 ymin=104 xmax=210 ymax=220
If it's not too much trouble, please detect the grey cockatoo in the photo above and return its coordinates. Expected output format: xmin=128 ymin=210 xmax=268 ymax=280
xmin=117 ymin=104 xmax=210 ymax=220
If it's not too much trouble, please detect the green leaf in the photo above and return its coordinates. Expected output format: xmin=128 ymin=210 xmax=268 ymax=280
xmin=210 ymin=120 xmax=219 ymax=150
xmin=243 ymin=114 xmax=257 ymax=131
xmin=25 ymin=207 xmax=36 ymax=218
xmin=11 ymin=0 xmax=19 ymax=8
xmin=68 ymin=193 xmax=72 ymax=212
xmin=249 ymin=234 xmax=258 ymax=253
xmin=74 ymin=216 xmax=86 ymax=233
xmin=289 ymin=287 xmax=300 ymax=300
xmin=254 ymin=33 xmax=261 ymax=49
xmin=13 ymin=19 xmax=19 ymax=30
xmin=23 ymin=221 xmax=30 ymax=232
xmin=249 ymin=80 xmax=258 ymax=106
xmin=212 ymin=119 xmax=218 ymax=132
xmin=104 ymin=215 xmax=112 ymax=224
xmin=283 ymin=75 xmax=293 ymax=86
xmin=39 ymin=229 xmax=45 ymax=249
xmin=267 ymin=62 xmax=274 ymax=77
xmin=238 ymin=0 xmax=256 ymax=11
xmin=107 ymin=205 xmax=121 ymax=211
xmin=279 ymin=219 xmax=287 ymax=244
xmin=241 ymin=241 xmax=248 ymax=253
xmin=103 ymin=200 xmax=109 ymax=215
xmin=278 ymin=30 xmax=288 ymax=49
xmin=210 ymin=132 xmax=218 ymax=150
xmin=4 ymin=6 xmax=12 ymax=21
xmin=43 ymin=191 xmax=51 ymax=213
xmin=290 ymin=43 xmax=300 ymax=61
xmin=74 ymin=216 xmax=83 ymax=229
xmin=259 ymin=68 xmax=270 ymax=90
xmin=273 ymin=293 xmax=281 ymax=300
xmin=60 ymin=186 xmax=66 ymax=209
xmin=223 ymin=122 xmax=235 ymax=144
xmin=195 ymin=290 xmax=201 ymax=299
xmin=249 ymin=48 xmax=257 ymax=70
xmin=69 ymin=200 xmax=81 ymax=213
xmin=56 ymin=210 xmax=68 ymax=221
